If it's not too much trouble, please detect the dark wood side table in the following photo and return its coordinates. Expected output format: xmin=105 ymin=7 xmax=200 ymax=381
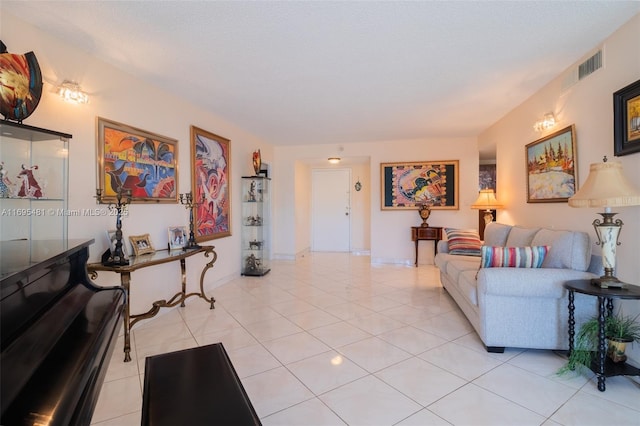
xmin=563 ymin=279 xmax=640 ymax=391
xmin=411 ymin=226 xmax=442 ymax=267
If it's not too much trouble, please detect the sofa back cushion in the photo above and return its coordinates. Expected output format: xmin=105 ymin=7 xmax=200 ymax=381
xmin=444 ymin=228 xmax=482 ymax=256
xmin=480 ymin=245 xmax=549 ymax=268
xmin=483 ymin=222 xmax=512 ymax=246
xmin=505 ymin=226 xmax=540 ymax=246
xmin=531 ymin=228 xmax=591 ymax=271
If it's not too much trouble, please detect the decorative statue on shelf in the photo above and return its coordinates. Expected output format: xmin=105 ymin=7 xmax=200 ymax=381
xmin=248 ymin=180 xmax=257 ymax=202
xmin=0 ymin=161 xmax=14 ymax=198
xmin=246 ymin=254 xmax=261 ymax=271
xmin=17 ymin=164 xmax=43 ymax=198
xmin=249 ymin=240 xmax=262 ymax=250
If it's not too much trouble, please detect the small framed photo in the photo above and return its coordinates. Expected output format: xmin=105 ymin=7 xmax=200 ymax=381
xmin=613 ymin=79 xmax=640 ymax=157
xmin=129 ymin=233 xmax=154 ymax=256
xmin=105 ymin=230 xmax=128 ymax=258
xmin=168 ymin=226 xmax=187 ymax=250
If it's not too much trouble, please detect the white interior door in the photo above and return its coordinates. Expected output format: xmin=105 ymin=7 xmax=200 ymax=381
xmin=311 ymin=169 xmax=351 ymax=252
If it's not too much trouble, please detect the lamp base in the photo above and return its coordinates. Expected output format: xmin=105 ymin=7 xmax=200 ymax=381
xmin=590 ymin=276 xmax=627 ymax=289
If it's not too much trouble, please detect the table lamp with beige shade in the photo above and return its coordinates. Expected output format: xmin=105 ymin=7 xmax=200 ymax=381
xmin=471 ymin=189 xmax=504 ymax=225
xmin=568 ymin=157 xmax=640 ymax=288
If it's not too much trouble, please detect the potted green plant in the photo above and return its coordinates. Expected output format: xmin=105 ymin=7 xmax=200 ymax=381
xmin=558 ymin=310 xmax=640 ymax=376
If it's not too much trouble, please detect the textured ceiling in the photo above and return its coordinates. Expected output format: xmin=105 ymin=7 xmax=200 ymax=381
xmin=3 ymin=1 xmax=639 ymax=155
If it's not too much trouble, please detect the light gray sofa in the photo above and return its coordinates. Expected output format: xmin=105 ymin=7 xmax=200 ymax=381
xmin=434 ymin=222 xmax=602 ymax=353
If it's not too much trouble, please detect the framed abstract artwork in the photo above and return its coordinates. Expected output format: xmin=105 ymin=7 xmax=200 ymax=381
xmin=380 ymin=160 xmax=459 ymax=210
xmin=525 ymin=125 xmax=577 ymax=203
xmin=613 ymin=79 xmax=640 ymax=157
xmin=97 ymin=117 xmax=178 ymax=203
xmin=190 ymin=126 xmax=231 ymax=242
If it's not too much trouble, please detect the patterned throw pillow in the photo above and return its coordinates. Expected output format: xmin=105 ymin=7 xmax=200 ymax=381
xmin=480 ymin=246 xmax=550 ymax=268
xmin=445 ymin=228 xmax=482 ymax=256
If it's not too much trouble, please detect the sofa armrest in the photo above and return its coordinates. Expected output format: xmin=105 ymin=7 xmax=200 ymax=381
xmin=477 ymin=268 xmax=598 ymax=298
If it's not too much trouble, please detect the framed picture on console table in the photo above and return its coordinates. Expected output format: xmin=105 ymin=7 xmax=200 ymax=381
xmin=190 ymin=126 xmax=231 ymax=242
xmin=129 ymin=234 xmax=154 ymax=256
xmin=614 ymin=79 xmax=640 ymax=157
xmin=97 ymin=117 xmax=178 ymax=204
xmin=380 ymin=160 xmax=459 ymax=210
xmin=525 ymin=124 xmax=577 ymax=203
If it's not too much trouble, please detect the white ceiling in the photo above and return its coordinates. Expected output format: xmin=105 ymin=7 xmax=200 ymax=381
xmin=3 ymin=1 xmax=639 ymax=158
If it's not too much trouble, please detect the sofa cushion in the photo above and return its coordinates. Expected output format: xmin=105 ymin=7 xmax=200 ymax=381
xmin=483 ymin=222 xmax=512 ymax=246
xmin=444 ymin=228 xmax=482 ymax=256
xmin=505 ymin=226 xmax=540 ymax=246
xmin=445 ymin=257 xmax=481 ymax=282
xmin=531 ymin=228 xmax=591 ymax=271
xmin=480 ymin=246 xmax=549 ymax=268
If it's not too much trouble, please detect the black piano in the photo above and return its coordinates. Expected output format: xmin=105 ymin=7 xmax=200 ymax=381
xmin=1 ymin=239 xmax=126 ymax=426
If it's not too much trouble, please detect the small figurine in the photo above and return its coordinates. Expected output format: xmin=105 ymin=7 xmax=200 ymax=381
xmin=0 ymin=162 xmax=14 ymax=198
xmin=17 ymin=164 xmax=43 ymax=198
xmin=248 ymin=180 xmax=257 ymax=201
xmin=249 ymin=240 xmax=262 ymax=250
xmin=246 ymin=254 xmax=261 ymax=271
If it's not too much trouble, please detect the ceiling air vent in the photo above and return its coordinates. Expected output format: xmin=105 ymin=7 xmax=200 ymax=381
xmin=561 ymin=47 xmax=603 ymax=92
xmin=578 ymin=49 xmax=602 ymax=80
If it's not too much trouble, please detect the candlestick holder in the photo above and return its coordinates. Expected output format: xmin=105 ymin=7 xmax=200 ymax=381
xmin=97 ymin=187 xmax=132 ymax=266
xmin=180 ymin=191 xmax=205 ymax=249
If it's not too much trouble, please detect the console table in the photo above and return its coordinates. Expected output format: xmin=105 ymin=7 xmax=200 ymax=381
xmin=88 ymin=246 xmax=217 ymax=362
xmin=411 ymin=226 xmax=442 ymax=267
xmin=563 ymin=279 xmax=640 ymax=391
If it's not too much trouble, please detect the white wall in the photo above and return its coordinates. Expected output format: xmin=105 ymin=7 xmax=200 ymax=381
xmin=478 ymin=14 xmax=640 ymax=362
xmin=274 ymin=137 xmax=479 ymax=264
xmin=1 ymin=12 xmax=274 ymax=313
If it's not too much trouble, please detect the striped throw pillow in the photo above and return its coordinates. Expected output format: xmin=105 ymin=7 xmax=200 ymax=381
xmin=445 ymin=228 xmax=482 ymax=256
xmin=480 ymin=246 xmax=550 ymax=268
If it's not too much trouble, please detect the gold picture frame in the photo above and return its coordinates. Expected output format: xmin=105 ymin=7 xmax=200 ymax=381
xmin=129 ymin=233 xmax=154 ymax=256
xmin=97 ymin=117 xmax=179 ymax=204
xmin=525 ymin=125 xmax=578 ymax=203
xmin=380 ymin=160 xmax=459 ymax=210
xmin=190 ymin=126 xmax=231 ymax=242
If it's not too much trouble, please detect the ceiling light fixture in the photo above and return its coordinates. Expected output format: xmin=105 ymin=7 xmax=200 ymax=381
xmin=533 ymin=113 xmax=556 ymax=132
xmin=57 ymin=80 xmax=89 ymax=104
xmin=328 ymin=157 xmax=341 ymax=164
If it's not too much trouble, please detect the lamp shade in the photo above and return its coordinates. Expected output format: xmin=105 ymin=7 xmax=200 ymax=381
xmin=471 ymin=189 xmax=504 ymax=210
xmin=568 ymin=161 xmax=640 ymax=208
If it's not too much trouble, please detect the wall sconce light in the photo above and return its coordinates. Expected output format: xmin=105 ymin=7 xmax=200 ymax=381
xmin=58 ymin=80 xmax=89 ymax=104
xmin=471 ymin=189 xmax=504 ymax=225
xmin=328 ymin=157 xmax=341 ymax=164
xmin=533 ymin=113 xmax=556 ymax=132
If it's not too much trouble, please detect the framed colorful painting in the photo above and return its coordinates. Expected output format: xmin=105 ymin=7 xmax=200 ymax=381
xmin=190 ymin=126 xmax=231 ymax=242
xmin=525 ymin=124 xmax=577 ymax=203
xmin=97 ymin=117 xmax=178 ymax=203
xmin=613 ymin=79 xmax=640 ymax=157
xmin=380 ymin=160 xmax=459 ymax=210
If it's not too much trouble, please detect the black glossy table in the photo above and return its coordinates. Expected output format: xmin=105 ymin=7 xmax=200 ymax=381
xmin=563 ymin=279 xmax=640 ymax=391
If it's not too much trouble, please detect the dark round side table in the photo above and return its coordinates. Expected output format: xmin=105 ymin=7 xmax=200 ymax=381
xmin=563 ymin=279 xmax=640 ymax=391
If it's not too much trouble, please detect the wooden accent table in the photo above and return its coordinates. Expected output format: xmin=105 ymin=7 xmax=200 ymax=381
xmin=411 ymin=226 xmax=442 ymax=267
xmin=563 ymin=279 xmax=640 ymax=391
xmin=88 ymin=246 xmax=217 ymax=362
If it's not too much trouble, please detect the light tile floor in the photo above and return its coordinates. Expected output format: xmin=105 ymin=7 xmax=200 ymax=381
xmin=91 ymin=253 xmax=640 ymax=425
